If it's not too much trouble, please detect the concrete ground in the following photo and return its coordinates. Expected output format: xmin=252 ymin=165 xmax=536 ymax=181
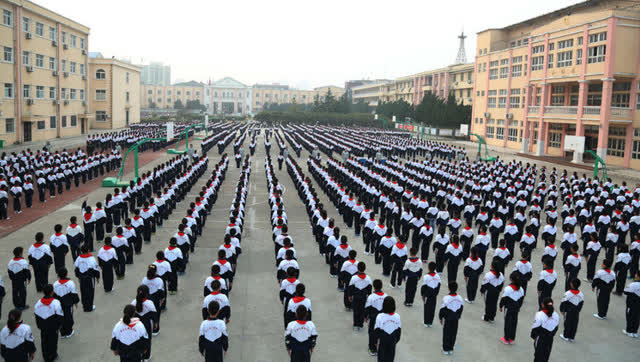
xmin=0 ymin=129 xmax=637 ymax=362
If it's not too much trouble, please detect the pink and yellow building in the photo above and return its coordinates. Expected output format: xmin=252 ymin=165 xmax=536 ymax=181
xmin=471 ymin=0 xmax=640 ymax=168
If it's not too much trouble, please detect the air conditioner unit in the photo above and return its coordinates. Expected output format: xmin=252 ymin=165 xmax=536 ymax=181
xmin=454 ymin=82 xmax=459 ymax=86
xmin=63 ymin=43 xmax=68 ymax=50
xmin=484 ymin=112 xmax=491 ymax=118
xmin=52 ymin=70 xmax=58 ymax=76
xmin=82 ymin=49 xmax=87 ymax=55
xmin=26 ymin=99 xmax=34 ymax=105
xmin=51 ymin=40 xmax=57 ymax=47
xmin=506 ymin=113 xmax=514 ymax=119
xmin=467 ymin=79 xmax=472 ymax=84
xmin=26 ymin=65 xmax=34 ymax=72
xmin=63 ymin=100 xmax=69 ymax=105
xmin=82 ymin=101 xmax=87 ymax=106
xmin=53 ymin=99 xmax=59 ymax=105
xmin=25 ymin=32 xmax=32 ymax=39
xmin=82 ymin=75 xmax=86 ymax=80
xmin=63 ymin=72 xmax=69 ymax=77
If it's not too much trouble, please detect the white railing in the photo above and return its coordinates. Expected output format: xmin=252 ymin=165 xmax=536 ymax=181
xmin=544 ymin=106 xmax=578 ymax=114
xmin=583 ymin=106 xmax=601 ymax=115
xmin=528 ymin=105 xmax=540 ymax=114
xmin=611 ymin=107 xmax=631 ymax=117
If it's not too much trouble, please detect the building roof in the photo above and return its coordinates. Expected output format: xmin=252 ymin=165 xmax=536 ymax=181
xmin=209 ymin=77 xmax=248 ymax=88
xmin=88 ymin=52 xmax=104 ymax=59
xmin=253 ymin=84 xmax=290 ymax=90
xmin=478 ymin=0 xmax=595 ymax=34
xmin=173 ymin=80 xmax=204 ymax=87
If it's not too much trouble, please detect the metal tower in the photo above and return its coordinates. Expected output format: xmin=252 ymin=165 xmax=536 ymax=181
xmin=456 ymin=31 xmax=467 ymax=64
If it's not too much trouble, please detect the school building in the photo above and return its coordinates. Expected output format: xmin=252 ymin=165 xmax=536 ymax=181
xmin=471 ymin=0 xmax=640 ymax=169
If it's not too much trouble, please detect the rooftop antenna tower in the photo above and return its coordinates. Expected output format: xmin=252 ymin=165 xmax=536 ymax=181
xmin=456 ymin=31 xmax=467 ymax=64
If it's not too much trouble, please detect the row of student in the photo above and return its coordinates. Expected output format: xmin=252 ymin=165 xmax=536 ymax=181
xmin=0 ymin=148 xmax=124 ymax=217
xmin=197 ymin=155 xmax=253 ymax=362
xmin=285 ymin=155 xmax=405 ymax=361
xmin=290 ymin=154 xmax=640 ymax=359
xmin=0 ymin=153 xmax=220 ymax=361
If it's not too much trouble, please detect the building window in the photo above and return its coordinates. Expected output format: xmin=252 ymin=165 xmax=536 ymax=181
xmin=96 ymin=111 xmax=107 ymax=121
xmin=551 ymin=96 xmax=565 ymax=106
xmin=61 ymin=60 xmax=66 ymax=71
xmin=488 ymin=97 xmax=496 ymax=108
xmin=23 ymin=51 xmax=29 ymax=65
xmin=511 ymin=64 xmax=522 ymax=77
xmin=607 ymin=137 xmax=625 ymax=157
xmin=70 ymin=34 xmax=76 ymax=48
xmin=36 ymin=54 xmax=44 ymax=68
xmin=496 ymin=127 xmax=505 ymax=140
xmin=61 ymin=31 xmax=66 ymax=44
xmin=36 ymin=86 xmax=44 ymax=99
xmin=95 ymin=89 xmax=106 ymax=101
xmin=498 ymin=97 xmax=507 ymax=108
xmin=510 ymin=96 xmax=520 ymax=108
xmin=557 ymin=39 xmax=573 ymax=49
xmin=547 ymin=54 xmax=554 ymax=69
xmin=61 ymin=88 xmax=67 ymax=99
xmin=61 ymin=116 xmax=67 ymax=127
xmin=531 ymin=56 xmax=544 ymax=71
xmin=80 ymin=89 xmax=84 ymax=100
xmin=22 ymin=17 xmax=29 ymax=33
xmin=507 ymin=127 xmax=518 ymax=142
xmin=49 ymin=116 xmax=56 ymax=129
xmin=548 ymin=132 xmax=562 ymax=148
xmin=4 ymin=83 xmax=13 ymax=98
xmin=35 ymin=22 xmax=43 ymax=36
xmin=499 ymin=67 xmax=509 ymax=79
xmin=532 ymin=45 xmax=544 ymax=54
xmin=589 ymin=32 xmax=607 ymax=44
xmin=126 ymin=72 xmax=130 ymax=83
xmin=557 ymin=51 xmax=572 ymax=67
xmin=70 ymin=62 xmax=76 ymax=73
xmin=167 ymin=90 xmax=172 ymax=95
xmin=5 ymin=118 xmax=14 ymax=133
xmin=80 ymin=64 xmax=85 ymax=75
xmin=70 ymin=88 xmax=76 ymax=100
xmin=126 ymin=92 xmax=130 ymax=102
xmin=167 ymin=98 xmax=171 ymax=103
xmin=96 ymin=69 xmax=106 ymax=79
xmin=49 ymin=57 xmax=55 ymax=70
xmin=486 ymin=126 xmax=495 ymax=138
xmin=570 ymin=95 xmax=579 ymax=106
xmin=2 ymin=9 xmax=12 ymax=26
xmin=37 ymin=120 xmax=45 ymax=130
xmin=49 ymin=87 xmax=55 ymax=99
xmin=588 ymin=45 xmax=606 ymax=63
xmin=3 ymin=46 xmax=12 ymax=63
xmin=70 ymin=115 xmax=77 ymax=127
xmin=632 ymin=129 xmax=640 ymax=159
xmin=186 ymin=91 xmax=191 ymax=96
xmin=489 ymin=69 xmax=498 ymax=80
xmin=23 ymin=84 xmax=30 ymax=98
xmin=49 ymin=26 xmax=55 ymax=40
xmin=587 ymin=94 xmax=602 ymax=106
xmin=80 ymin=38 xmax=85 ymax=49
xmin=611 ymin=93 xmax=630 ymax=108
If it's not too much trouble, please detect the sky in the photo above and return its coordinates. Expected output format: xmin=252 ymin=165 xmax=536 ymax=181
xmin=36 ymin=0 xmax=582 ymax=89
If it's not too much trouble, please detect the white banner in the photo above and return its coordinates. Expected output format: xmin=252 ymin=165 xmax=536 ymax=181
xmin=167 ymin=122 xmax=174 ymax=140
xmin=460 ymin=124 xmax=469 ymax=136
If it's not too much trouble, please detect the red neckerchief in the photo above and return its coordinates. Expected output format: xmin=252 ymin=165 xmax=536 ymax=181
xmin=40 ymin=297 xmax=55 ymax=306
xmin=292 ymin=296 xmax=305 ymax=303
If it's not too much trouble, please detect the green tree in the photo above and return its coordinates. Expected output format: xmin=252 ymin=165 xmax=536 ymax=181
xmin=174 ymin=99 xmax=184 ymax=110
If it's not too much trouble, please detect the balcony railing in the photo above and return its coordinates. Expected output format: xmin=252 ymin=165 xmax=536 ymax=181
xmin=611 ymin=107 xmax=631 ymax=118
xmin=544 ymin=106 xmax=578 ymax=114
xmin=583 ymin=106 xmax=600 ymax=115
xmin=528 ymin=106 xmax=540 ymax=114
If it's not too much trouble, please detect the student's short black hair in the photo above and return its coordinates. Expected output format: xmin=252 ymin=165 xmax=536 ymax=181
xmin=570 ymin=278 xmax=581 ymax=289
xmin=372 ymin=279 xmax=382 ymax=291
xmin=357 ymin=261 xmax=366 ymax=273
xmin=448 ymin=281 xmax=458 ymax=293
xmin=428 ymin=261 xmax=436 ymax=272
xmin=381 ymin=296 xmax=396 ymax=314
xmin=13 ymin=246 xmax=23 ymax=257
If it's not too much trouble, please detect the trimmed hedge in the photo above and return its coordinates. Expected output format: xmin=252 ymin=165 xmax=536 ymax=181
xmin=254 ymin=111 xmax=382 ymax=127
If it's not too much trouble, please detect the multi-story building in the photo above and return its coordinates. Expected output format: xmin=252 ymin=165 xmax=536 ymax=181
xmin=251 ymin=84 xmax=345 ymax=113
xmin=141 ymin=81 xmax=204 ymax=110
xmin=203 ymin=77 xmax=251 ymax=116
xmin=344 ymin=80 xmax=374 ymax=100
xmin=352 ymin=80 xmax=392 ymax=107
xmin=89 ymin=53 xmax=141 ymax=129
xmin=471 ymin=0 xmax=640 ymax=168
xmin=140 ymin=61 xmax=170 ymax=86
xmin=1 ymin=0 xmax=91 ymax=144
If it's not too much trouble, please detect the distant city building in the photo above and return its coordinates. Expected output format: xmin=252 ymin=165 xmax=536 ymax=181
xmin=345 ymin=80 xmax=375 ymax=100
xmin=141 ymin=82 xmax=204 ymax=110
xmin=204 ymin=77 xmax=251 ymax=115
xmin=140 ymin=62 xmax=171 ymax=86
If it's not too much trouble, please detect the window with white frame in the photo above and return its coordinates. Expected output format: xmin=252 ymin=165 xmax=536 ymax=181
xmin=22 ymin=17 xmax=29 ymax=33
xmin=488 ymin=97 xmax=496 ymax=108
xmin=35 ymin=22 xmax=43 ymax=36
xmin=512 ymin=56 xmax=523 ymax=63
xmin=61 ymin=31 xmax=66 ymax=44
xmin=50 ymin=116 xmax=56 ymax=129
xmin=589 ymin=32 xmax=606 ymax=44
xmin=70 ymin=88 xmax=76 ymax=100
xmin=36 ymin=54 xmax=43 ymax=67
xmin=508 ymin=127 xmax=518 ymax=142
xmin=498 ymin=97 xmax=507 ymax=108
xmin=23 ymin=84 xmax=30 ymax=98
xmin=70 ymin=115 xmax=77 ymax=127
xmin=48 ymin=26 xmax=55 ymax=40
xmin=588 ymin=45 xmax=606 ymax=63
xmin=4 ymin=83 xmax=13 ymax=98
xmin=510 ymin=96 xmax=520 ymax=108
xmin=61 ymin=88 xmax=66 ymax=99
xmin=496 ymin=127 xmax=505 ymax=140
xmin=557 ymin=39 xmax=573 ymax=49
xmin=96 ymin=69 xmax=106 ymax=79
xmin=490 ymin=60 xmax=499 ymax=68
xmin=557 ymin=51 xmax=572 ymax=67
xmin=2 ymin=9 xmax=12 ymax=26
xmin=70 ymin=61 xmax=76 ymax=73
xmin=637 ymin=94 xmax=640 ymax=110
xmin=80 ymin=38 xmax=85 ymax=49
xmin=3 ymin=46 xmax=12 ymax=63
xmin=49 ymin=56 xmax=55 ymax=70
xmin=5 ymin=118 xmax=14 ymax=133
xmin=531 ymin=56 xmax=544 ymax=71
xmin=80 ymin=89 xmax=84 ymax=100
xmin=70 ymin=34 xmax=76 ymax=47
xmin=61 ymin=59 xmax=66 ymax=71
xmin=36 ymin=86 xmax=44 ymax=98
xmin=500 ymin=67 xmax=509 ymax=79
xmin=486 ymin=126 xmax=495 ymax=138
xmin=511 ymin=64 xmax=522 ymax=77
xmin=611 ymin=93 xmax=630 ymax=108
xmin=489 ymin=69 xmax=498 ymax=80
xmin=548 ymin=132 xmax=562 ymax=148
xmin=633 ymin=129 xmax=640 ymax=159
xmin=576 ymin=49 xmax=583 ymax=65
xmin=95 ymin=89 xmax=106 ymax=100
xmin=23 ymin=51 xmax=29 ymax=65
xmin=551 ymin=96 xmax=565 ymax=106
xmin=547 ymin=54 xmax=554 ymax=69
xmin=49 ymin=87 xmax=55 ymax=99
xmin=96 ymin=111 xmax=107 ymax=121
xmin=532 ymin=45 xmax=544 ymax=54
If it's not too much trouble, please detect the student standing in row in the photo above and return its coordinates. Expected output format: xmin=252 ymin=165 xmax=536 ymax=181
xmin=52 ymin=268 xmax=79 ymax=339
xmin=421 ymin=262 xmax=441 ymax=327
xmin=559 ymin=278 xmax=584 ymax=342
xmin=364 ymin=279 xmax=386 ymax=356
xmin=623 ymin=271 xmax=640 ymax=337
xmin=28 ymin=232 xmax=53 ymax=293
xmin=0 ymin=309 xmax=36 ymax=362
xmin=285 ymin=305 xmax=317 ymax=362
xmin=374 ymin=296 xmax=401 ymax=362
xmin=530 ymin=298 xmax=559 ymax=362
xmin=73 ymin=245 xmax=100 ymax=312
xmin=499 ymin=273 xmax=524 ymax=345
xmin=439 ymin=281 xmax=464 ymax=355
xmin=8 ymin=247 xmax=31 ymax=310
xmin=110 ymin=304 xmax=148 ymax=361
xmin=199 ymin=301 xmax=229 ymax=362
xmin=33 ymin=284 xmax=63 ymax=362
